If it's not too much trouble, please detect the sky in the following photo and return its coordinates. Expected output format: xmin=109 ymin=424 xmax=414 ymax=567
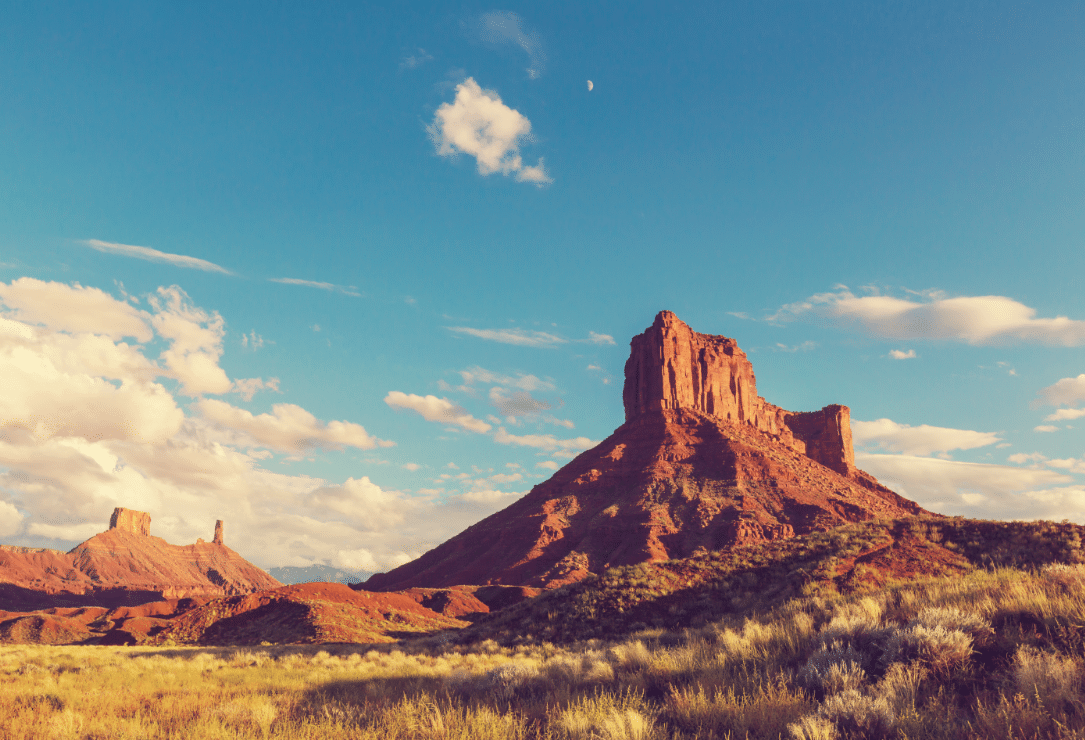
xmin=2 ymin=1 xmax=1085 ymax=576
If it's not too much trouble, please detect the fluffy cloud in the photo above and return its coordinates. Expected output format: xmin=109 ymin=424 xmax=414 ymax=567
xmin=448 ymin=326 xmax=565 ymax=347
xmin=536 ymin=460 xmax=560 ymax=471
xmin=1046 ymin=408 xmax=1085 ymax=422
xmin=889 ymin=349 xmax=916 ymax=360
xmin=199 ymin=399 xmax=393 ymax=453
xmin=83 ymin=239 xmax=231 ymax=274
xmin=494 ymin=427 xmax=596 ymax=457
xmin=1035 ymin=425 xmax=1060 ymax=433
xmin=587 ymin=332 xmax=615 ymax=345
xmin=0 ymin=277 xmax=152 ymax=341
xmin=384 ymin=392 xmax=492 ymax=433
xmin=428 ymin=78 xmax=551 ymax=184
xmin=852 ymin=418 xmax=1001 ymax=456
xmin=0 ymin=500 xmax=23 ymax=537
xmin=771 ymin=287 xmax=1085 ymax=346
xmin=1037 ymin=374 xmax=1085 ymax=406
xmin=148 ymin=286 xmax=232 ymax=396
xmin=305 ymin=477 xmax=413 ymax=530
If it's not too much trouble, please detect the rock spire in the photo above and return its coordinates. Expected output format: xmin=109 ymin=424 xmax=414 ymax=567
xmin=623 ymin=311 xmax=855 ymax=476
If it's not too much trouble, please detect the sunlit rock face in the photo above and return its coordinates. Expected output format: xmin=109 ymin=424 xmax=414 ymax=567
xmin=109 ymin=507 xmax=151 ymax=536
xmin=623 ymin=311 xmax=855 ymax=476
xmin=363 ymin=312 xmax=927 ymax=593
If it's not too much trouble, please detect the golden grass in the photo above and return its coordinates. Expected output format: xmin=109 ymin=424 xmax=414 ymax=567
xmin=7 ymin=557 xmax=1085 ymax=737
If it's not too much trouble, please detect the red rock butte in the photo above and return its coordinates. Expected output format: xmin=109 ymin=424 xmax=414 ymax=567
xmin=0 ymin=508 xmax=280 ymax=609
xmin=364 ymin=311 xmax=927 ymax=592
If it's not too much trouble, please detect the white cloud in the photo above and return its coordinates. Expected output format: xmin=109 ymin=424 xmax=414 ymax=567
xmin=1038 ymin=375 xmax=1085 ymax=406
xmin=852 ymin=418 xmax=1001 ymax=456
xmin=494 ymin=427 xmax=596 ymax=456
xmin=401 ymin=463 xmax=421 ymax=471
xmin=268 ymin=278 xmax=360 ymax=297
xmin=489 ymin=386 xmax=551 ymax=416
xmin=775 ymin=341 xmax=817 ymax=353
xmin=240 ymin=331 xmax=264 ymax=350
xmin=457 ymin=488 xmax=523 ymax=504
xmin=1046 ymin=408 xmax=1085 ymax=422
xmin=1008 ymin=452 xmax=1048 ymax=464
xmin=1046 ymin=458 xmax=1085 ymax=474
xmin=889 ymin=349 xmax=917 ymax=360
xmin=384 ymin=392 xmax=492 ymax=433
xmin=459 ymin=366 xmax=554 ymax=391
xmin=536 ymin=460 xmax=560 ymax=471
xmin=0 ymin=277 xmax=152 ymax=341
xmin=231 ymin=377 xmax=280 ymax=402
xmin=148 ymin=286 xmax=232 ymax=396
xmin=474 ymin=11 xmax=545 ymax=78
xmin=489 ymin=472 xmax=523 ymax=484
xmin=448 ymin=326 xmax=565 ymax=347
xmin=198 ymin=399 xmax=392 ymax=453
xmin=428 ymin=78 xmax=551 ymax=184
xmin=83 ymin=239 xmax=231 ymax=274
xmin=771 ymin=287 xmax=1085 ymax=346
xmin=1035 ymin=425 xmax=1060 ymax=433
xmin=587 ymin=331 xmax=615 ymax=345
xmin=0 ymin=500 xmax=23 ymax=537
xmin=305 ymin=477 xmax=413 ymax=530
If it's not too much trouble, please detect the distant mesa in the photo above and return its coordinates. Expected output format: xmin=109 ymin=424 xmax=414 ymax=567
xmin=363 ymin=311 xmax=927 ymax=592
xmin=0 ymin=508 xmax=279 ymax=611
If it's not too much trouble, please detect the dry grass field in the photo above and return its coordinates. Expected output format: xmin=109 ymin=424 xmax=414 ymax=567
xmin=5 ymin=556 xmax=1085 ymax=738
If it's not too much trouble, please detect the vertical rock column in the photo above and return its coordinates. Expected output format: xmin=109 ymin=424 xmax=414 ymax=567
xmin=213 ymin=520 xmax=225 ymax=546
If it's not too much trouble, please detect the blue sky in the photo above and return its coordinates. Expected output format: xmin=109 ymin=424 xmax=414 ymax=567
xmin=2 ymin=1 xmax=1084 ymax=573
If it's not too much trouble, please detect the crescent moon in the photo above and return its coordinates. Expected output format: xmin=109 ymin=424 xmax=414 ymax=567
xmin=587 ymin=80 xmax=593 ymax=91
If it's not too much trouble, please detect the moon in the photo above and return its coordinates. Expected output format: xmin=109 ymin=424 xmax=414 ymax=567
xmin=587 ymin=80 xmax=593 ymax=91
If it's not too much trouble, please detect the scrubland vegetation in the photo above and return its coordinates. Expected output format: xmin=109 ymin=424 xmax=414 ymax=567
xmin=6 ymin=552 xmax=1085 ymax=738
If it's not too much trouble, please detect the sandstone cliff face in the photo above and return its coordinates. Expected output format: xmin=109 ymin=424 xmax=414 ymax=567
xmin=365 ymin=312 xmax=927 ymax=592
xmin=624 ymin=311 xmax=856 ymax=476
xmin=0 ymin=510 xmax=280 ymax=610
xmin=109 ymin=508 xmax=151 ymax=535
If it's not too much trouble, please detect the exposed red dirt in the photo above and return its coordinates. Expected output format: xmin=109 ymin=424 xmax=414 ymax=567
xmin=152 ymin=582 xmax=467 ymax=645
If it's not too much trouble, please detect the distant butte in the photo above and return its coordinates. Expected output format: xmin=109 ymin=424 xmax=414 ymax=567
xmin=0 ymin=508 xmax=280 ymax=610
xmin=363 ymin=311 xmax=928 ymax=592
